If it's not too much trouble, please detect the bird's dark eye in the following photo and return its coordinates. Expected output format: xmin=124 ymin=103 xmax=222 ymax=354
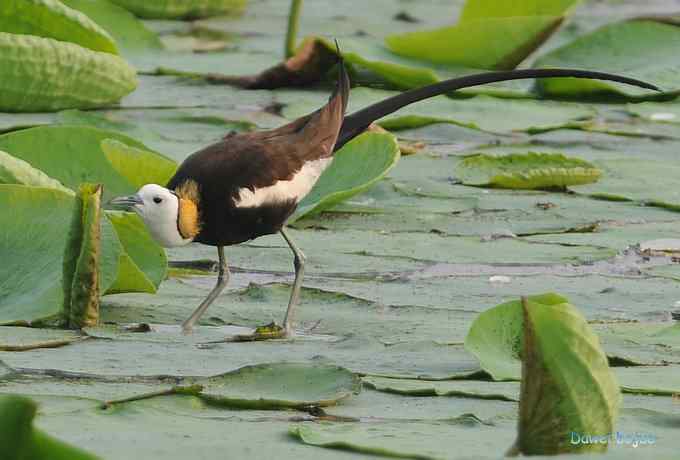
xmin=153 ymin=197 xmax=163 ymax=204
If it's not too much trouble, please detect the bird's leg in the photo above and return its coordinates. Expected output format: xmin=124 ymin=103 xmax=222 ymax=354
xmin=181 ymin=246 xmax=228 ymax=334
xmin=280 ymin=227 xmax=305 ymax=337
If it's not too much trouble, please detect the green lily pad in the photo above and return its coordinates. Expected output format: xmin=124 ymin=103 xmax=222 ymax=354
xmin=0 ymin=185 xmax=165 ymax=325
xmin=105 ymin=211 xmax=167 ymax=294
xmin=0 ymin=150 xmax=72 ymax=193
xmin=108 ymin=0 xmax=247 ymax=19
xmin=0 ymin=125 xmax=170 ymax=200
xmin=0 ymin=185 xmax=83 ymax=325
xmin=0 ymin=327 xmax=82 ymax=351
xmin=534 ymin=20 xmax=680 ymax=98
xmin=291 ymin=416 xmax=514 ymax=460
xmin=63 ymin=184 xmax=103 ymax=328
xmin=511 ymin=295 xmax=620 ymax=455
xmin=464 ymin=295 xmax=558 ymax=382
xmin=293 ymin=131 xmax=400 ymax=220
xmin=0 ymin=0 xmax=118 ymax=54
xmin=61 ymin=0 xmax=162 ymax=55
xmin=616 ymin=366 xmax=680 ymax=396
xmin=363 ymin=376 xmax=520 ymax=401
xmin=455 ymin=152 xmax=601 ymax=190
xmin=189 ymin=363 xmax=360 ymax=409
xmin=0 ymin=395 xmax=100 ymax=460
xmin=101 ymin=138 xmax=177 ymax=190
xmin=386 ymin=0 xmax=581 ymax=69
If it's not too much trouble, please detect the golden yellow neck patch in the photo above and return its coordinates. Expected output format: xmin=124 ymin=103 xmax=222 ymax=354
xmin=175 ymin=180 xmax=201 ymax=240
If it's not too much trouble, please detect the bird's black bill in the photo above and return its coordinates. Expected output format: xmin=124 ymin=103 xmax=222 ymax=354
xmin=109 ymin=194 xmax=143 ymax=209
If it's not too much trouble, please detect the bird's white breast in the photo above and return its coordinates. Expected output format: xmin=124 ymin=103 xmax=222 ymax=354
xmin=234 ymin=157 xmax=332 ymax=208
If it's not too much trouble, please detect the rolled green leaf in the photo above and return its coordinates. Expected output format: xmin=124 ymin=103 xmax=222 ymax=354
xmin=386 ymin=0 xmax=581 ymax=69
xmin=108 ymin=0 xmax=247 ymax=19
xmin=0 ymin=395 xmax=100 ymax=460
xmin=64 ymin=183 xmax=103 ymax=328
xmin=510 ymin=296 xmax=620 ymax=455
xmin=292 ymin=132 xmax=400 ymax=220
xmin=61 ymin=0 xmax=162 ymax=54
xmin=534 ymin=20 xmax=680 ymax=98
xmin=0 ymin=32 xmax=136 ymax=112
xmin=101 ymin=138 xmax=177 ymax=190
xmin=456 ymin=152 xmax=601 ymax=190
xmin=0 ymin=0 xmax=118 ymax=54
xmin=0 ymin=150 xmax=73 ymax=193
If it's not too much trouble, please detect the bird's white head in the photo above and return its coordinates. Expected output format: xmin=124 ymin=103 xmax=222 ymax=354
xmin=110 ymin=184 xmax=197 ymax=248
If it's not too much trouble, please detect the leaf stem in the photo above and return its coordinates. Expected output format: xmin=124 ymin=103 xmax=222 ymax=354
xmin=285 ymin=0 xmax=304 ymax=58
xmin=100 ymin=385 xmax=203 ymax=409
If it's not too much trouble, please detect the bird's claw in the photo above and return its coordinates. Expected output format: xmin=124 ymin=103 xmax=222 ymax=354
xmin=232 ymin=322 xmax=289 ymax=342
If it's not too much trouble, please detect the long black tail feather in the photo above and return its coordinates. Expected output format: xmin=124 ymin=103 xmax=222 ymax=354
xmin=335 ymin=68 xmax=659 ymax=150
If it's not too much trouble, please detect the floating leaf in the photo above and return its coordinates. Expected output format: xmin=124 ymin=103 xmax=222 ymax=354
xmin=61 ymin=0 xmax=162 ymax=55
xmin=616 ymin=366 xmax=680 ymax=396
xmin=386 ymin=0 xmax=582 ymax=69
xmin=0 ymin=0 xmax=118 ymax=54
xmin=292 ymin=132 xmax=400 ymax=220
xmin=63 ymin=184 xmax=103 ymax=329
xmin=464 ymin=294 xmax=569 ymax=381
xmin=0 ymin=32 xmax=136 ymax=112
xmin=0 ymin=395 xmax=100 ymax=460
xmin=0 ymin=126 xmax=171 ymax=199
xmin=0 ymin=150 xmax=72 ymax=193
xmin=0 ymin=185 xmax=163 ymax=325
xmin=0 ymin=186 xmax=81 ymax=325
xmin=291 ymin=416 xmax=500 ymax=460
xmin=0 ymin=327 xmax=83 ymax=352
xmin=108 ymin=0 xmax=248 ymax=19
xmin=456 ymin=152 xmax=601 ymax=190
xmin=534 ymin=20 xmax=680 ymax=98
xmin=189 ymin=363 xmax=360 ymax=409
xmin=101 ymin=139 xmax=177 ymax=190
xmin=105 ymin=211 xmax=167 ymax=294
xmin=363 ymin=376 xmax=519 ymax=401
xmin=510 ymin=296 xmax=620 ymax=455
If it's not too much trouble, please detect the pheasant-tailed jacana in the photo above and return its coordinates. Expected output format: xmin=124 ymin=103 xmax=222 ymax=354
xmin=111 ymin=55 xmax=657 ymax=337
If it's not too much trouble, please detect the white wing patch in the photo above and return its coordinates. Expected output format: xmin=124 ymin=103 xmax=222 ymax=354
xmin=235 ymin=157 xmax=332 ymax=208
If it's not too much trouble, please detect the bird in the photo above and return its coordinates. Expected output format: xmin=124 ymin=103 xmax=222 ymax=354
xmin=111 ymin=53 xmax=658 ymax=338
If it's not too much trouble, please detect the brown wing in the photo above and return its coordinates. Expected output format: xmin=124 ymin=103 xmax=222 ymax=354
xmin=167 ymin=58 xmax=350 ymax=199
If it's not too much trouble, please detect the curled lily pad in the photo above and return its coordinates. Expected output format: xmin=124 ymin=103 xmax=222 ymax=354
xmin=534 ymin=20 xmax=680 ymax=98
xmin=292 ymin=131 xmax=400 ymax=221
xmin=291 ymin=416 xmax=502 ymax=460
xmin=0 ymin=395 xmax=100 ymax=460
xmin=464 ymin=294 xmax=566 ymax=382
xmin=0 ymin=185 xmax=164 ymax=326
xmin=0 ymin=0 xmax=118 ymax=54
xmin=189 ymin=363 xmax=360 ymax=409
xmin=108 ymin=0 xmax=247 ymax=19
xmin=0 ymin=186 xmax=89 ymax=325
xmin=363 ymin=376 xmax=519 ymax=401
xmin=105 ymin=211 xmax=167 ymax=294
xmin=63 ymin=184 xmax=103 ymax=329
xmin=101 ymin=138 xmax=177 ymax=190
xmin=510 ymin=296 xmax=620 ymax=455
xmin=455 ymin=152 xmax=601 ymax=190
xmin=386 ymin=0 xmax=581 ymax=69
xmin=0 ymin=125 xmax=171 ymax=200
xmin=60 ymin=0 xmax=162 ymax=55
xmin=0 ymin=150 xmax=72 ymax=193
